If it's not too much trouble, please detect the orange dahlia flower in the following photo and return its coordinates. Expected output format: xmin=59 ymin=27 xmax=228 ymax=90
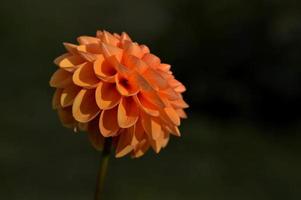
xmin=50 ymin=30 xmax=188 ymax=158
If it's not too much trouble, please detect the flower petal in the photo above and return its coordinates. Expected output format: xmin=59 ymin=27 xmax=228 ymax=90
xmin=73 ymin=63 xmax=100 ymax=88
xmin=142 ymin=53 xmax=160 ymax=68
xmin=118 ymin=97 xmax=139 ymax=128
xmin=49 ymin=69 xmax=73 ymax=88
xmin=72 ymin=89 xmax=100 ymax=123
xmin=133 ymin=93 xmax=159 ymax=117
xmin=54 ymin=54 xmax=85 ymax=72
xmin=77 ymin=36 xmax=100 ymax=45
xmin=124 ymin=43 xmax=143 ymax=58
xmin=60 ymin=85 xmax=81 ymax=107
xmin=116 ymin=74 xmax=139 ymax=96
xmin=131 ymin=139 xmax=150 ymax=158
xmin=99 ymin=106 xmax=120 ymax=137
xmin=115 ymin=129 xmax=134 ymax=158
xmin=174 ymin=84 xmax=186 ymax=93
xmin=101 ymin=31 xmax=120 ymax=46
xmin=52 ymin=89 xmax=63 ymax=109
xmin=57 ymin=107 xmax=76 ymax=128
xmin=95 ymin=82 xmax=121 ymax=110
xmin=175 ymin=109 xmax=188 ymax=119
xmin=93 ymin=56 xmax=116 ymax=82
xmin=141 ymin=112 xmax=161 ymax=140
xmin=100 ymin=43 xmax=123 ymax=62
xmin=63 ymin=43 xmax=78 ymax=54
xmin=162 ymin=107 xmax=180 ymax=126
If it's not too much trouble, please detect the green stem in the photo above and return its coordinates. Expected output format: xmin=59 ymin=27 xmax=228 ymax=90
xmin=94 ymin=138 xmax=112 ymax=200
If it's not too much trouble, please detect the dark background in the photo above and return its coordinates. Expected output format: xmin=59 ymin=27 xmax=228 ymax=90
xmin=1 ymin=0 xmax=301 ymax=199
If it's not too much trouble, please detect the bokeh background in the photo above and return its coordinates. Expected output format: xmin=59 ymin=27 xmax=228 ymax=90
xmin=1 ymin=0 xmax=301 ymax=199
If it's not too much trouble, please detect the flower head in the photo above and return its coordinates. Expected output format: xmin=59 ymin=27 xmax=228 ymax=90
xmin=50 ymin=30 xmax=188 ymax=158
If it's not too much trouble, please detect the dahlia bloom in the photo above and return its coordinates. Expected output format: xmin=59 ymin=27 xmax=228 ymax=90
xmin=50 ymin=30 xmax=188 ymax=158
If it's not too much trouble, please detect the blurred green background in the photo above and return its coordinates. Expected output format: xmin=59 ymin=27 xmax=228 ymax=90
xmin=1 ymin=0 xmax=301 ymax=199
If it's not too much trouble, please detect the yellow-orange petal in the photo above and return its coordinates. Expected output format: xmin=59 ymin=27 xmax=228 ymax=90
xmin=100 ymin=42 xmax=123 ymax=62
xmin=93 ymin=56 xmax=117 ymax=81
xmin=52 ymin=89 xmax=63 ymax=109
xmin=116 ymin=74 xmax=139 ymax=96
xmin=77 ymin=36 xmax=100 ymax=45
xmin=131 ymin=139 xmax=150 ymax=158
xmin=175 ymin=109 xmax=188 ymax=119
xmin=159 ymin=87 xmax=181 ymax=101
xmin=63 ymin=43 xmax=78 ymax=54
xmin=142 ymin=53 xmax=160 ymax=68
xmin=101 ymin=31 xmax=120 ymax=46
xmin=123 ymin=55 xmax=148 ymax=72
xmin=60 ymin=85 xmax=81 ymax=107
xmin=162 ymin=107 xmax=180 ymax=126
xmin=118 ymin=97 xmax=139 ymax=128
xmin=115 ymin=129 xmax=134 ymax=158
xmin=142 ymin=67 xmax=169 ymax=90
xmin=95 ymin=82 xmax=121 ymax=110
xmin=72 ymin=89 xmax=100 ymax=123
xmin=141 ymin=112 xmax=161 ymax=140
xmin=73 ymin=63 xmax=100 ymax=88
xmin=140 ymin=45 xmax=150 ymax=55
xmin=124 ymin=43 xmax=143 ymax=58
xmin=170 ymin=98 xmax=189 ymax=109
xmin=158 ymin=63 xmax=171 ymax=72
xmin=133 ymin=93 xmax=159 ymax=117
xmin=49 ymin=69 xmax=73 ymax=88
xmin=174 ymin=84 xmax=186 ymax=93
xmin=54 ymin=54 xmax=85 ymax=72
xmin=57 ymin=107 xmax=76 ymax=128
xmin=88 ymin=131 xmax=104 ymax=151
xmin=99 ymin=106 xmax=120 ymax=137
xmin=120 ymin=32 xmax=132 ymax=43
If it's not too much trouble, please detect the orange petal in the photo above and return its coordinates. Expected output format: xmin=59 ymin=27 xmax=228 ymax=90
xmin=60 ymin=85 xmax=81 ymax=107
xmin=133 ymin=93 xmax=159 ymax=117
xmin=77 ymin=36 xmax=100 ymax=45
xmin=174 ymin=84 xmax=186 ymax=93
xmin=162 ymin=107 xmax=180 ymax=126
xmin=120 ymin=32 xmax=132 ymax=43
xmin=95 ymin=82 xmax=121 ymax=110
xmin=159 ymin=87 xmax=181 ymax=101
xmin=170 ymin=98 xmax=189 ymax=109
xmin=139 ymin=90 xmax=165 ymax=109
xmin=123 ymin=55 xmax=148 ymax=72
xmin=52 ymin=88 xmax=63 ymax=109
xmin=115 ymin=129 xmax=134 ymax=158
xmin=140 ymin=45 xmax=150 ymax=55
xmin=142 ymin=53 xmax=160 ymax=68
xmin=141 ymin=112 xmax=161 ymax=140
xmin=72 ymin=89 xmax=100 ymax=123
xmin=73 ymin=62 xmax=100 ymax=88
xmin=158 ymin=63 xmax=171 ymax=72
xmin=99 ymin=106 xmax=120 ymax=137
xmin=93 ymin=56 xmax=116 ymax=81
xmin=142 ymin=67 xmax=169 ymax=90
xmin=124 ymin=43 xmax=143 ymax=58
xmin=175 ymin=109 xmax=188 ymax=119
xmin=101 ymin=31 xmax=120 ymax=46
xmin=100 ymin=42 xmax=123 ymax=62
xmin=87 ymin=118 xmax=104 ymax=151
xmin=54 ymin=54 xmax=85 ymax=72
xmin=116 ymin=74 xmax=139 ymax=96
xmin=63 ymin=43 xmax=78 ymax=54
xmin=131 ymin=139 xmax=150 ymax=158
xmin=57 ymin=107 xmax=76 ymax=128
xmin=117 ymin=97 xmax=139 ymax=128
xmin=88 ymin=131 xmax=104 ymax=151
xmin=49 ymin=69 xmax=73 ymax=88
